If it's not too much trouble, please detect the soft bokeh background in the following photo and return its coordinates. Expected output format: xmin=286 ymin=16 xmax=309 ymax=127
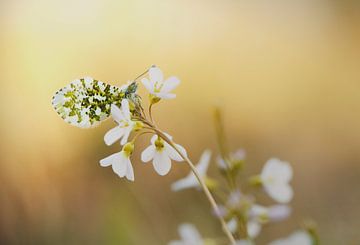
xmin=1 ymin=0 xmax=360 ymax=244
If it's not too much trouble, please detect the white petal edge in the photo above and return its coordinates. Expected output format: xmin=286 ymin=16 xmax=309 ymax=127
xmin=196 ymin=150 xmax=211 ymax=176
xmin=111 ymin=104 xmax=123 ymax=122
xmin=99 ymin=152 xmax=122 ymax=167
xmin=104 ymin=126 xmax=124 ymax=146
xmin=141 ymin=145 xmax=155 ymax=162
xmin=141 ymin=77 xmax=154 ymax=93
xmin=171 ymin=176 xmax=198 ymax=192
xmin=160 ymin=76 xmax=180 ymax=93
xmin=149 ymin=66 xmax=163 ymax=83
xmin=125 ymin=158 xmax=134 ymax=181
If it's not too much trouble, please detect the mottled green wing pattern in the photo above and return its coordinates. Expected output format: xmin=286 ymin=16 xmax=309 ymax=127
xmin=52 ymin=77 xmax=136 ymax=128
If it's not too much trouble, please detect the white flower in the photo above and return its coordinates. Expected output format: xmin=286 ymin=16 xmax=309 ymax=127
xmin=171 ymin=150 xmax=211 ymax=191
xmin=141 ymin=133 xmax=187 ymax=176
xmin=141 ymin=66 xmax=180 ymax=100
xmin=231 ymin=149 xmax=246 ymax=161
xmin=227 ymin=190 xmax=243 ymax=208
xmin=249 ymin=204 xmax=291 ymax=223
xmin=227 ymin=204 xmax=291 ymax=239
xmin=260 ymin=158 xmax=293 ymax=203
xmin=269 ymin=231 xmax=312 ymax=245
xmin=248 ymin=204 xmax=291 ymax=238
xmin=99 ymin=142 xmax=135 ymax=181
xmin=169 ymin=224 xmax=204 ymax=245
xmin=104 ymin=99 xmax=135 ymax=146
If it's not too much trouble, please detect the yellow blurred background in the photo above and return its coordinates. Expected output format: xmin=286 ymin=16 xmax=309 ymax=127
xmin=1 ymin=0 xmax=360 ymax=244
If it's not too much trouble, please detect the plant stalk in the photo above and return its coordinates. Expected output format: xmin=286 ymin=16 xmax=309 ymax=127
xmin=154 ymin=129 xmax=237 ymax=245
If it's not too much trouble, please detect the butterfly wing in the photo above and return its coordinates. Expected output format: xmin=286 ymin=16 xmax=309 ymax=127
xmin=52 ymin=77 xmax=131 ymax=128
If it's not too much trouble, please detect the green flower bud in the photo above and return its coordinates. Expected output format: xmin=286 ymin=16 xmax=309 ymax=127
xmin=134 ymin=121 xmax=144 ymax=131
xmin=249 ymin=175 xmax=262 ymax=187
xmin=149 ymin=94 xmax=161 ymax=104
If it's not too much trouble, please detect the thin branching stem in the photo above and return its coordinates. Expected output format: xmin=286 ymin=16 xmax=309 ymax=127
xmin=139 ymin=120 xmax=236 ymax=244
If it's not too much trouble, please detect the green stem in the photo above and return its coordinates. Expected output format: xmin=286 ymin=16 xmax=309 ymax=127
xmin=152 ymin=128 xmax=237 ymax=245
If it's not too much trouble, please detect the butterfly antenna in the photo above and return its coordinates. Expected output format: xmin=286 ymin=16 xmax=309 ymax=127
xmin=132 ymin=65 xmax=154 ymax=82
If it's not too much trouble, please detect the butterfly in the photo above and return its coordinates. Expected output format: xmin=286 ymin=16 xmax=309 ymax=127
xmin=52 ymin=77 xmax=138 ymax=128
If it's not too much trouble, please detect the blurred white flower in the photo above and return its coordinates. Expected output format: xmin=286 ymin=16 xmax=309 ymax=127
xmin=171 ymin=150 xmax=211 ymax=191
xmin=260 ymin=158 xmax=293 ymax=203
xmin=230 ymin=149 xmax=246 ymax=161
xmin=269 ymin=231 xmax=312 ymax=245
xmin=141 ymin=133 xmax=187 ymax=176
xmin=216 ymin=155 xmax=227 ymax=169
xmin=169 ymin=223 xmax=204 ymax=245
xmin=141 ymin=66 xmax=180 ymax=100
xmin=267 ymin=205 xmax=292 ymax=222
xmin=249 ymin=204 xmax=291 ymax=223
xmin=104 ymin=99 xmax=135 ymax=145
xmin=227 ymin=204 xmax=291 ymax=239
xmin=227 ymin=218 xmax=238 ymax=233
xmin=99 ymin=142 xmax=135 ymax=181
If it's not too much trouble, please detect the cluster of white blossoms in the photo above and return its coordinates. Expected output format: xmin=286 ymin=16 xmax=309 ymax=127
xmin=99 ymin=67 xmax=186 ymax=181
xmin=170 ymin=223 xmax=312 ymax=245
xmin=169 ymin=143 xmax=317 ymax=243
xmin=52 ymin=66 xmax=318 ymax=245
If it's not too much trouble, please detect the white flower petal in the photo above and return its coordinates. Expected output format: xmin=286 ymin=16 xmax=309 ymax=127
xmin=141 ymin=145 xmax=155 ymax=162
xmin=141 ymin=78 xmax=154 ymax=92
xmin=99 ymin=152 xmax=122 ymax=167
xmin=262 ymin=158 xmax=293 ymax=183
xmin=111 ymin=153 xmax=128 ymax=177
xmin=125 ymin=158 xmax=134 ymax=181
xmin=269 ymin=231 xmax=312 ymax=245
xmin=247 ymin=220 xmax=262 ymax=238
xmin=120 ymin=99 xmax=131 ymax=120
xmin=171 ymin=175 xmax=198 ymax=191
xmin=104 ymin=126 xmax=124 ymax=146
xmin=156 ymin=93 xmax=176 ymax=99
xmin=153 ymin=152 xmax=172 ymax=175
xmin=265 ymin=183 xmax=293 ymax=203
xmin=161 ymin=76 xmax=180 ymax=93
xmin=249 ymin=204 xmax=268 ymax=218
xmin=196 ymin=150 xmax=211 ymax=176
xmin=120 ymin=127 xmax=132 ymax=145
xmin=178 ymin=224 xmax=202 ymax=244
xmin=149 ymin=66 xmax=163 ymax=83
xmin=227 ymin=218 xmax=238 ymax=233
xmin=150 ymin=134 xmax=158 ymax=144
xmin=268 ymin=205 xmax=291 ymax=222
xmin=165 ymin=143 xmax=185 ymax=162
xmin=111 ymin=104 xmax=123 ymax=122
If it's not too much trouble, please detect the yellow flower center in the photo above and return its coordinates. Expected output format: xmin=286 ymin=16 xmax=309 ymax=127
xmin=122 ymin=142 xmax=134 ymax=157
xmin=155 ymin=136 xmax=165 ymax=151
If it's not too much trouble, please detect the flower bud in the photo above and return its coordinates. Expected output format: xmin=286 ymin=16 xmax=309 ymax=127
xmin=149 ymin=94 xmax=161 ymax=104
xmin=133 ymin=121 xmax=144 ymax=131
xmin=249 ymin=175 xmax=262 ymax=187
